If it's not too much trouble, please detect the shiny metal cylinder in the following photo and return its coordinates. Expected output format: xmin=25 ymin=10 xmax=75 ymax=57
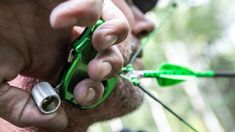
xmin=32 ymin=82 xmax=61 ymax=114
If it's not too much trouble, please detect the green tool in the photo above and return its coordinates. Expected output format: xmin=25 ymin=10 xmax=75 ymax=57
xmin=60 ymin=19 xmax=117 ymax=109
xmin=121 ymin=63 xmax=235 ymax=87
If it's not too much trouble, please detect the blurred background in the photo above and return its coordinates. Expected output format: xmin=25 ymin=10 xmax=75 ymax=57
xmin=88 ymin=0 xmax=235 ymax=131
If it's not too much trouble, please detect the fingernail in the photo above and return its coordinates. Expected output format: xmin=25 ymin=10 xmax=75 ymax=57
xmin=104 ymin=35 xmax=118 ymax=49
xmin=83 ymin=88 xmax=96 ymax=104
xmin=100 ymin=62 xmax=112 ymax=79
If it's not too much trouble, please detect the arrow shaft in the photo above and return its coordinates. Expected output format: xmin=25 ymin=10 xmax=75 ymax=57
xmin=214 ymin=72 xmax=235 ymax=77
xmin=143 ymin=71 xmax=215 ymax=78
xmin=194 ymin=71 xmax=214 ymax=77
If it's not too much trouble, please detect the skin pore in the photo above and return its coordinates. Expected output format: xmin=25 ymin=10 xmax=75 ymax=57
xmin=0 ymin=0 xmax=155 ymax=131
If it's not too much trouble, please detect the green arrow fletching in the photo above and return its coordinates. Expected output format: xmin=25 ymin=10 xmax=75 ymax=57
xmin=157 ymin=63 xmax=194 ymax=86
xmin=145 ymin=63 xmax=215 ymax=86
xmin=157 ymin=77 xmax=184 ymax=87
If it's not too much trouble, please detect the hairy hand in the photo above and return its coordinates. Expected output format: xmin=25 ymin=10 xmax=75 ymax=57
xmin=0 ymin=0 xmax=139 ymax=130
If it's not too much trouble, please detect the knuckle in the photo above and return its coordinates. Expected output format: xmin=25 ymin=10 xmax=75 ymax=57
xmin=109 ymin=46 xmax=124 ymax=74
xmin=80 ymin=10 xmax=100 ymax=26
xmin=83 ymin=0 xmax=102 ymax=23
xmin=112 ymin=19 xmax=130 ymax=44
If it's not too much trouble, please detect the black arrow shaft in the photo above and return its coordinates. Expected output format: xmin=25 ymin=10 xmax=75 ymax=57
xmin=214 ymin=72 xmax=235 ymax=77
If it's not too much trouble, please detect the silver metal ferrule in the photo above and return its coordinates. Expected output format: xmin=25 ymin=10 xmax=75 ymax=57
xmin=32 ymin=82 xmax=61 ymax=114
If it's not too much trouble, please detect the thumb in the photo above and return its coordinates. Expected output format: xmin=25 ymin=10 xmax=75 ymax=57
xmin=0 ymin=83 xmax=68 ymax=129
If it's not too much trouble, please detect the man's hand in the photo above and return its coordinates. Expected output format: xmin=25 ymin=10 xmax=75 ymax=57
xmin=0 ymin=0 xmax=129 ymax=129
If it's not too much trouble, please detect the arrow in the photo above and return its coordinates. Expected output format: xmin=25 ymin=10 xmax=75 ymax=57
xmin=144 ymin=63 xmax=235 ymax=86
xmin=122 ymin=63 xmax=235 ymax=87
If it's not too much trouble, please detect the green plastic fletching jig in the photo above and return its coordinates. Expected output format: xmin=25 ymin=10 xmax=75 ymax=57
xmin=60 ymin=19 xmax=117 ymax=109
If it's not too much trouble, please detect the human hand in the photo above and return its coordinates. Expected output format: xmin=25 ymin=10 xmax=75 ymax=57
xmin=0 ymin=0 xmax=129 ymax=130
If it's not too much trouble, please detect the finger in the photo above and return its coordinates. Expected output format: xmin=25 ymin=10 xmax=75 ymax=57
xmin=88 ymin=46 xmax=123 ymax=81
xmin=71 ymin=26 xmax=85 ymax=41
xmin=92 ymin=0 xmax=129 ymax=51
xmin=0 ymin=83 xmax=68 ymax=129
xmin=73 ymin=79 xmax=104 ymax=106
xmin=50 ymin=0 xmax=104 ymax=28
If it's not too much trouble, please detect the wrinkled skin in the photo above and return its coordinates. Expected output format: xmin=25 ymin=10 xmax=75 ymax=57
xmin=0 ymin=0 xmax=155 ymax=131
